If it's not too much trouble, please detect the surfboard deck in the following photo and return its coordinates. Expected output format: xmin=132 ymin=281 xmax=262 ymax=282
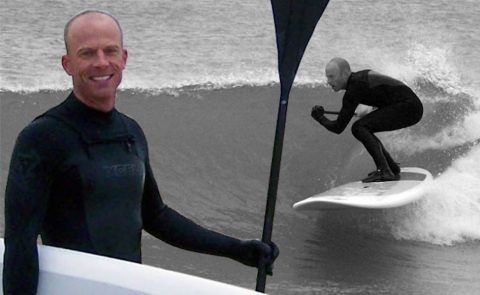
xmin=293 ymin=167 xmax=432 ymax=210
xmin=0 ymin=238 xmax=260 ymax=294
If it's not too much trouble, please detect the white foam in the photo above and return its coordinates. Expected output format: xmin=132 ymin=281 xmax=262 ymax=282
xmin=383 ymin=111 xmax=480 ymax=155
xmin=387 ymin=145 xmax=480 ymax=245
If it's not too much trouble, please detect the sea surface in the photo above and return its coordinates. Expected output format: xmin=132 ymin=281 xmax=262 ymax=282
xmin=1 ymin=0 xmax=479 ymax=294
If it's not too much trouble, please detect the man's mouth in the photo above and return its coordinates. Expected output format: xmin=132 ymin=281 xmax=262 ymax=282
xmin=91 ymin=74 xmax=113 ymax=81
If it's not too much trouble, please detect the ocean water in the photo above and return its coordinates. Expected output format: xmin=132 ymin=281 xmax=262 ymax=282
xmin=1 ymin=0 xmax=479 ymax=294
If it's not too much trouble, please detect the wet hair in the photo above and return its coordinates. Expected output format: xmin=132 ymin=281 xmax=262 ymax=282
xmin=64 ymin=9 xmax=124 ymax=53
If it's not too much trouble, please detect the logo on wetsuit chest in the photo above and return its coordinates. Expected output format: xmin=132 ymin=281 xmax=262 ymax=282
xmin=102 ymin=164 xmax=142 ymax=178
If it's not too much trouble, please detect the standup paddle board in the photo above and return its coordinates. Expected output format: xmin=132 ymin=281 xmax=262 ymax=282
xmin=0 ymin=239 xmax=260 ymax=294
xmin=293 ymin=167 xmax=432 ymax=210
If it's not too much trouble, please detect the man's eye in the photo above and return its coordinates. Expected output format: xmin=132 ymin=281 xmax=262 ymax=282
xmin=105 ymin=48 xmax=119 ymax=55
xmin=80 ymin=51 xmax=94 ymax=58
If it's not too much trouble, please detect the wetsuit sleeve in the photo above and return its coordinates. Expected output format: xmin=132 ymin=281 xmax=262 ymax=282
xmin=3 ymin=120 xmax=57 ymax=295
xmin=141 ymin=160 xmax=248 ymax=263
xmin=318 ymin=91 xmax=358 ymax=134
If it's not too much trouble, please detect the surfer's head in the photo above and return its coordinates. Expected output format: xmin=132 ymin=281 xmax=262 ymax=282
xmin=64 ymin=10 xmax=124 ymax=54
xmin=61 ymin=10 xmax=128 ymax=112
xmin=325 ymin=57 xmax=351 ymax=92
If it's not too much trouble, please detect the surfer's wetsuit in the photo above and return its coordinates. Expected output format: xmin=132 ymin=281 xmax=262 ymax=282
xmin=315 ymin=70 xmax=423 ymax=181
xmin=3 ymin=93 xmax=266 ymax=295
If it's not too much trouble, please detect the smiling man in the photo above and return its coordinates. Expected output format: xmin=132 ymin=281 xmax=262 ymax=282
xmin=3 ymin=10 xmax=278 ymax=295
xmin=62 ymin=11 xmax=127 ymax=111
xmin=311 ymin=57 xmax=424 ymax=182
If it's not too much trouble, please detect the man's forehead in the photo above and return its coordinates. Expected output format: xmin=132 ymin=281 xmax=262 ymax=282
xmin=63 ymin=10 xmax=124 ymax=54
xmin=325 ymin=62 xmax=340 ymax=74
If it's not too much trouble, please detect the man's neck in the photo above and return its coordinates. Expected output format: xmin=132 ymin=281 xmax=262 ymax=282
xmin=73 ymin=90 xmax=115 ymax=112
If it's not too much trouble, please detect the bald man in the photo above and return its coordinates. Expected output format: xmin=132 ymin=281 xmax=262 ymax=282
xmin=311 ymin=58 xmax=423 ymax=182
xmin=3 ymin=10 xmax=278 ymax=294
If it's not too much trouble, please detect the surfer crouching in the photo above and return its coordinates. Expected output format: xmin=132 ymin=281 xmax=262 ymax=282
xmin=311 ymin=57 xmax=423 ymax=182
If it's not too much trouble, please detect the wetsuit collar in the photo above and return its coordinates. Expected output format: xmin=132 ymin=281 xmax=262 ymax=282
xmin=65 ymin=92 xmax=117 ymax=123
xmin=345 ymin=73 xmax=354 ymax=90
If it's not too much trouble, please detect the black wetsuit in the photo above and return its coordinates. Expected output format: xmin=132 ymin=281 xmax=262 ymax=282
xmin=3 ymin=93 xmax=251 ymax=295
xmin=318 ymin=70 xmax=423 ymax=173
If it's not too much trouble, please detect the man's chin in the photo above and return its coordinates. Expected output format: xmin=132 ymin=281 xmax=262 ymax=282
xmin=77 ymin=89 xmax=115 ymax=102
xmin=88 ymin=84 xmax=118 ymax=99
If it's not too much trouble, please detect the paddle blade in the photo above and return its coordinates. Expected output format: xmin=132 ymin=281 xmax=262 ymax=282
xmin=271 ymin=0 xmax=330 ymax=95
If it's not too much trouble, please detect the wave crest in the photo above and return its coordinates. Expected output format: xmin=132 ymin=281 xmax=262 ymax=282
xmin=387 ymin=145 xmax=480 ymax=245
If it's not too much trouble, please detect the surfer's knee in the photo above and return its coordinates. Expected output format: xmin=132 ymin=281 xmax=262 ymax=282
xmin=351 ymin=120 xmax=367 ymax=140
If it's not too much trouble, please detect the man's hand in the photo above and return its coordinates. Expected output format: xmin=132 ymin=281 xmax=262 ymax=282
xmin=236 ymin=240 xmax=279 ymax=275
xmin=311 ymin=105 xmax=325 ymax=122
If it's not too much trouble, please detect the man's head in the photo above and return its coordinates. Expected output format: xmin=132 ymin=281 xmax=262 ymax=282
xmin=325 ymin=57 xmax=351 ymax=92
xmin=61 ymin=10 xmax=127 ymax=111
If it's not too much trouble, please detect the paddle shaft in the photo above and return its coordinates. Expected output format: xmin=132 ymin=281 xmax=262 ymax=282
xmin=324 ymin=110 xmax=359 ymax=117
xmin=255 ymin=94 xmax=287 ymax=292
xmin=324 ymin=110 xmax=339 ymax=115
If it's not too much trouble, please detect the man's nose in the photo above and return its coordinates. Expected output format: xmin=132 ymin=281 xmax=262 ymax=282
xmin=93 ymin=50 xmax=109 ymax=67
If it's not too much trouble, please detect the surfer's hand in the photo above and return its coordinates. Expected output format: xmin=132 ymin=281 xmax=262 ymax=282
xmin=236 ymin=239 xmax=279 ymax=275
xmin=311 ymin=105 xmax=325 ymax=121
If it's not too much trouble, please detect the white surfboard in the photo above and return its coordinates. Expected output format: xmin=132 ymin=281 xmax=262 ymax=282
xmin=293 ymin=167 xmax=432 ymax=210
xmin=0 ymin=239 xmax=260 ymax=294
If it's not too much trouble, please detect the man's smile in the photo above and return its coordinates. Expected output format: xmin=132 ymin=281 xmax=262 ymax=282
xmin=90 ymin=74 xmax=113 ymax=81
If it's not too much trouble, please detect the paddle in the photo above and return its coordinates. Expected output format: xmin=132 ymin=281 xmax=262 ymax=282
xmin=255 ymin=0 xmax=330 ymax=293
xmin=324 ymin=110 xmax=360 ymax=117
xmin=324 ymin=110 xmax=339 ymax=115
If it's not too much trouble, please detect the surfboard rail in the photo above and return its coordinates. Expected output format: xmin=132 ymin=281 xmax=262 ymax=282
xmin=0 ymin=239 xmax=260 ymax=294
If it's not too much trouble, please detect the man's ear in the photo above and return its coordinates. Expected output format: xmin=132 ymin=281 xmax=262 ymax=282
xmin=61 ymin=55 xmax=73 ymax=76
xmin=121 ymin=49 xmax=128 ymax=70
